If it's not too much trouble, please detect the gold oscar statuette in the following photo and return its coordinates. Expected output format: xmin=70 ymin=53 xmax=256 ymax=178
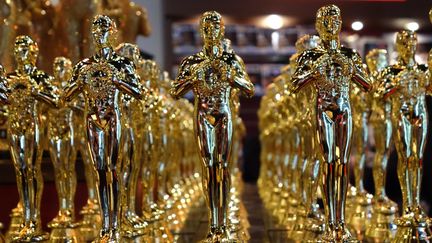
xmin=62 ymin=15 xmax=147 ymax=242
xmin=288 ymin=5 xmax=372 ymax=242
xmin=364 ymin=48 xmax=398 ymax=242
xmin=380 ymin=30 xmax=431 ymax=242
xmin=47 ymin=56 xmax=82 ymax=242
xmin=171 ymin=11 xmax=255 ymax=242
xmin=6 ymin=36 xmax=59 ymax=242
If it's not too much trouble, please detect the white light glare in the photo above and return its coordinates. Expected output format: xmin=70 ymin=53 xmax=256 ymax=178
xmin=351 ymin=21 xmax=364 ymax=31
xmin=265 ymin=14 xmax=284 ymax=30
xmin=405 ymin=22 xmax=419 ymax=31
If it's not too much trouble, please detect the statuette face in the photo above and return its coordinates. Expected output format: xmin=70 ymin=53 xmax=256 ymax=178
xmin=53 ymin=57 xmax=73 ymax=83
xmin=92 ymin=14 xmax=118 ymax=48
xmin=316 ymin=5 xmax=341 ymax=39
xmin=200 ymin=11 xmax=224 ymax=42
xmin=366 ymin=49 xmax=388 ymax=75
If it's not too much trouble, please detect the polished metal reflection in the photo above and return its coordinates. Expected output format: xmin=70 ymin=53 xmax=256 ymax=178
xmin=5 ymin=36 xmax=58 ymax=242
xmin=115 ymin=42 xmax=148 ymax=239
xmin=284 ymin=35 xmax=325 ymax=241
xmin=380 ymin=30 xmax=431 ymax=242
xmin=289 ymin=5 xmax=371 ymax=242
xmin=364 ymin=48 xmax=398 ymax=242
xmin=171 ymin=11 xmax=254 ymax=242
xmin=47 ymin=57 xmax=82 ymax=243
xmin=62 ymin=15 xmax=146 ymax=242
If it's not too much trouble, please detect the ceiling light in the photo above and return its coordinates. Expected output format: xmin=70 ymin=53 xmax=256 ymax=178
xmin=405 ymin=22 xmax=419 ymax=31
xmin=264 ymin=14 xmax=284 ymax=30
xmin=351 ymin=21 xmax=364 ymax=31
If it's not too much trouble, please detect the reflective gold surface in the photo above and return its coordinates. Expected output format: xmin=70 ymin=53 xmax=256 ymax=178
xmin=47 ymin=57 xmax=82 ymax=242
xmin=115 ymin=43 xmax=148 ymax=239
xmin=6 ymin=203 xmax=23 ymax=242
xmin=380 ymin=30 xmax=431 ymax=242
xmin=62 ymin=15 xmax=146 ymax=242
xmin=1 ymin=4 xmax=432 ymax=243
xmin=364 ymin=48 xmax=398 ymax=242
xmin=171 ymin=11 xmax=254 ymax=242
xmin=5 ymin=35 xmax=58 ymax=242
xmin=288 ymin=5 xmax=371 ymax=242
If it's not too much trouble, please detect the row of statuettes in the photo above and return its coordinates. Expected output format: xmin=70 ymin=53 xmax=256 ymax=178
xmin=0 ymin=10 xmax=254 ymax=242
xmin=258 ymin=6 xmax=432 ymax=242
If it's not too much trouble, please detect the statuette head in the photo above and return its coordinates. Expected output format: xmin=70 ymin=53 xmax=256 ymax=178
xmin=116 ymin=43 xmax=141 ymax=66
xmin=366 ymin=49 xmax=388 ymax=74
xmin=200 ymin=11 xmax=224 ymax=43
xmin=316 ymin=5 xmax=342 ymax=40
xmin=92 ymin=15 xmax=118 ymax=49
xmin=395 ymin=30 xmax=417 ymax=60
xmin=295 ymin=35 xmax=321 ymax=52
xmin=53 ymin=57 xmax=72 ymax=83
xmin=14 ymin=36 xmax=39 ymax=66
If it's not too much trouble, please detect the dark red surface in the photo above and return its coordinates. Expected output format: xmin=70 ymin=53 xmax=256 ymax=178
xmin=0 ymin=182 xmax=89 ymax=232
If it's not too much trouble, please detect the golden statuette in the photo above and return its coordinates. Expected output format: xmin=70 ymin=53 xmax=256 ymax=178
xmin=47 ymin=57 xmax=82 ymax=242
xmin=5 ymin=35 xmax=59 ymax=242
xmin=286 ymin=35 xmax=325 ymax=241
xmin=115 ymin=42 xmax=149 ymax=239
xmin=364 ymin=48 xmax=398 ymax=242
xmin=171 ymin=11 xmax=255 ymax=242
xmin=139 ymin=59 xmax=175 ymax=242
xmin=289 ymin=5 xmax=371 ymax=242
xmin=5 ymin=203 xmax=23 ymax=242
xmin=380 ymin=30 xmax=431 ymax=242
xmin=62 ymin=15 xmax=146 ymax=242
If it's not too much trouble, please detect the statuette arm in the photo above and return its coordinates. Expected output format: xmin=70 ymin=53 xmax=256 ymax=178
xmin=379 ymin=68 xmax=398 ymax=100
xmin=114 ymin=61 xmax=144 ymax=99
xmin=170 ymin=58 xmax=197 ymax=99
xmin=63 ymin=63 xmax=84 ymax=102
xmin=353 ymin=64 xmax=372 ymax=92
xmin=290 ymin=66 xmax=315 ymax=94
xmin=289 ymin=51 xmax=318 ymax=93
xmin=231 ymin=56 xmax=255 ymax=98
xmin=33 ymin=88 xmax=59 ymax=108
xmin=0 ymin=69 xmax=10 ymax=104
xmin=32 ymin=75 xmax=60 ymax=107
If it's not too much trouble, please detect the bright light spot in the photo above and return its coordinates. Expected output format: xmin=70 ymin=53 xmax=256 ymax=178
xmin=406 ymin=22 xmax=419 ymax=31
xmin=264 ymin=14 xmax=284 ymax=30
xmin=271 ymin=31 xmax=280 ymax=49
xmin=351 ymin=21 xmax=364 ymax=31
